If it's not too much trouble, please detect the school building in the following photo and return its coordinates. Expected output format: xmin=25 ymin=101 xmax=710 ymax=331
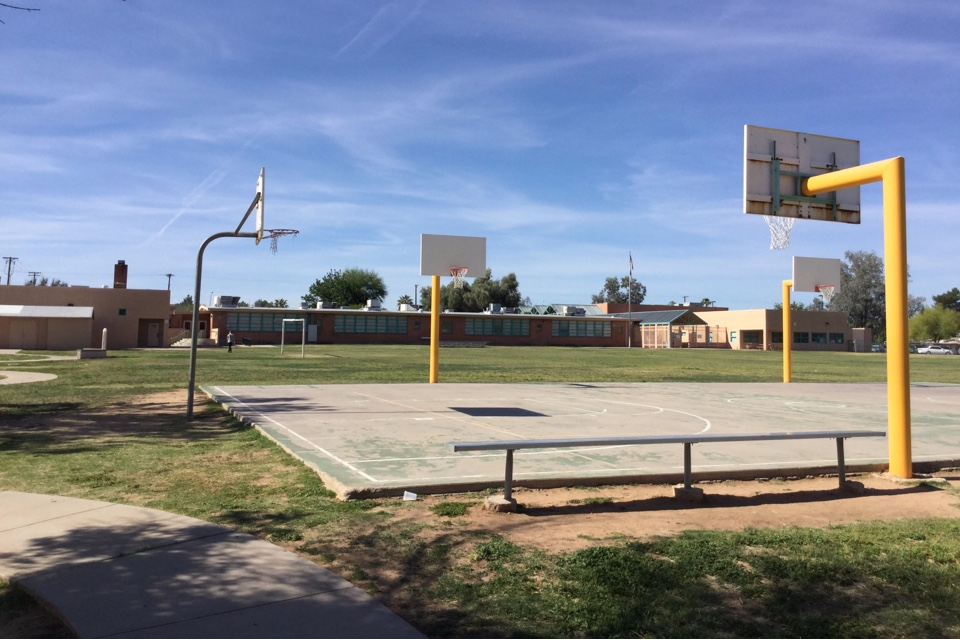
xmin=0 ymin=258 xmax=856 ymax=352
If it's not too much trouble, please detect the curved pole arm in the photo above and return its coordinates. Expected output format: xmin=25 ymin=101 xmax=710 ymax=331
xmin=187 ymin=231 xmax=257 ymax=418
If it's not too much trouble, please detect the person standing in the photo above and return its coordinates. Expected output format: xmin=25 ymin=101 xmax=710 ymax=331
xmin=226 ymin=331 xmax=234 ymax=353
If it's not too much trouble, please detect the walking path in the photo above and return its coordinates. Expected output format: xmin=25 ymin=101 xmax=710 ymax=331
xmin=0 ymin=491 xmax=423 ymax=638
xmin=0 ymin=348 xmax=73 ymax=384
xmin=1 ymin=350 xmax=421 ymax=636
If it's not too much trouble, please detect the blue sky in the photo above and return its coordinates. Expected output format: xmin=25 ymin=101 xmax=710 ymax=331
xmin=3 ymin=1 xmax=958 ymax=310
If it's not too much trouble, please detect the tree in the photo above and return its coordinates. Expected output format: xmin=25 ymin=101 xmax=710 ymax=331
xmin=829 ymin=250 xmax=887 ymax=337
xmin=909 ymin=306 xmax=960 ymax=343
xmin=933 ymin=287 xmax=960 ymax=312
xmin=465 ymin=269 xmax=523 ymax=311
xmin=591 ymin=276 xmax=646 ymax=304
xmin=419 ymin=270 xmax=523 ymax=312
xmin=253 ymin=298 xmax=289 ymax=308
xmin=773 ymin=301 xmax=807 ymax=312
xmin=396 ymin=294 xmax=414 ymax=309
xmin=25 ymin=276 xmax=68 ymax=287
xmin=303 ymin=268 xmax=387 ymax=308
xmin=174 ymin=295 xmax=194 ymax=313
xmin=908 ymin=294 xmax=926 ymax=318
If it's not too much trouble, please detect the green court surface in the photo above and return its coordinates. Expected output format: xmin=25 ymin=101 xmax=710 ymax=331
xmin=202 ymin=382 xmax=960 ymax=499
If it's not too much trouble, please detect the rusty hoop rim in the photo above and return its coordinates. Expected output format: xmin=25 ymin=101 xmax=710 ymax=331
xmin=261 ymin=228 xmax=300 ymax=239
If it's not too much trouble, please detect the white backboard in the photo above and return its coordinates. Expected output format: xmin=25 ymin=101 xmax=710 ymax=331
xmin=420 ymin=234 xmax=486 ymax=277
xmin=744 ymin=125 xmax=861 ymax=224
xmin=255 ymin=167 xmax=265 ymax=245
xmin=793 ymin=256 xmax=842 ymax=293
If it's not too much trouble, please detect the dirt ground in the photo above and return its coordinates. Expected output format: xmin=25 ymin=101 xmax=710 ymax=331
xmin=396 ymin=472 xmax=960 ymax=553
xmin=3 ymin=391 xmax=960 ymax=637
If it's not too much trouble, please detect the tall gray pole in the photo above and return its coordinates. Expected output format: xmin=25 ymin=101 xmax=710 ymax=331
xmin=186 ymin=231 xmax=256 ymax=418
xmin=186 ymin=175 xmax=263 ymax=418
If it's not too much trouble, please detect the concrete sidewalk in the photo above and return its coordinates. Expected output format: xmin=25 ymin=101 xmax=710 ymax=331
xmin=0 ymin=491 xmax=423 ymax=639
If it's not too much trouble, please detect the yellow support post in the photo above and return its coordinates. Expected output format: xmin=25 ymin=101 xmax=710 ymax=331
xmin=803 ymin=157 xmax=911 ymax=477
xmin=782 ymin=280 xmax=793 ymax=383
xmin=429 ymin=275 xmax=440 ymax=383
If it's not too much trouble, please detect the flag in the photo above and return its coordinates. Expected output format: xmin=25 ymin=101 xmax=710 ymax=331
xmin=629 ymin=252 xmax=633 ymax=277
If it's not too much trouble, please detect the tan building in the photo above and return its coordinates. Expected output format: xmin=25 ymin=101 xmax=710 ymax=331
xmin=695 ymin=309 xmax=851 ymax=351
xmin=0 ymin=305 xmax=94 ymax=350
xmin=0 ymin=261 xmax=170 ymax=350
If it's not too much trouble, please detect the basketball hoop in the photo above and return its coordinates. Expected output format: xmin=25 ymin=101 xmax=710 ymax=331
xmin=763 ymin=215 xmax=795 ymax=250
xmin=261 ymin=228 xmax=299 ymax=255
xmin=450 ymin=266 xmax=469 ymax=289
xmin=816 ymin=284 xmax=836 ymax=306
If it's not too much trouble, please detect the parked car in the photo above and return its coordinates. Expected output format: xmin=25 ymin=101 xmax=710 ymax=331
xmin=917 ymin=345 xmax=953 ymax=355
xmin=871 ymin=344 xmax=885 ymax=353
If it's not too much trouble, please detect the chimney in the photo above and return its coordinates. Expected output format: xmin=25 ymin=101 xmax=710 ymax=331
xmin=114 ymin=260 xmax=128 ymax=289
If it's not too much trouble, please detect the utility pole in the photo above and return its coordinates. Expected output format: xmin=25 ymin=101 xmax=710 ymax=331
xmin=27 ymin=271 xmax=41 ymax=285
xmin=165 ymin=273 xmax=174 ymax=290
xmin=2 ymin=257 xmax=16 ymax=285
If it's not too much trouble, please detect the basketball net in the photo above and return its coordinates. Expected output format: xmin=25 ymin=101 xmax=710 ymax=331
xmin=763 ymin=215 xmax=795 ymax=250
xmin=816 ymin=285 xmax=836 ymax=306
xmin=450 ymin=266 xmax=468 ymax=289
xmin=262 ymin=229 xmax=299 ymax=255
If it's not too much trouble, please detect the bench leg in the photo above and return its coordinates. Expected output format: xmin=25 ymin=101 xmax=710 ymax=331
xmin=504 ymin=449 xmax=514 ymax=501
xmin=484 ymin=450 xmax=519 ymax=512
xmin=835 ymin=437 xmax=866 ymax=493
xmin=836 ymin=438 xmax=846 ymax=485
xmin=674 ymin=442 xmax=703 ymax=501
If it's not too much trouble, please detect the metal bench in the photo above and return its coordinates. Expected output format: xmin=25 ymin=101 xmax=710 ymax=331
xmin=450 ymin=429 xmax=886 ymax=506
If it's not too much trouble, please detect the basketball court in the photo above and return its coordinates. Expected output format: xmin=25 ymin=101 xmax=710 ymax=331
xmin=202 ymin=382 xmax=960 ymax=499
xmin=192 ymin=129 xmax=932 ymax=499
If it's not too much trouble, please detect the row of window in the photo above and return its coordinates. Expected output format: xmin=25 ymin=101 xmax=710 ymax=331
xmin=465 ymin=318 xmax=530 ymax=337
xmin=227 ymin=313 xmax=308 ymax=332
xmin=334 ymin=314 xmax=408 ymax=334
xmin=227 ymin=312 xmax=847 ymax=346
xmin=553 ymin=320 xmax=613 ymax=338
xmin=226 ymin=312 xmax=615 ymax=339
xmin=768 ymin=332 xmax=846 ymax=345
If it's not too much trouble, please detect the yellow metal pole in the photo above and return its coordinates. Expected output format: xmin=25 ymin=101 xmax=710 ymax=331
xmin=782 ymin=280 xmax=793 ymax=383
xmin=803 ymin=157 xmax=911 ymax=477
xmin=429 ymin=275 xmax=440 ymax=383
xmin=882 ymin=158 xmax=911 ymax=477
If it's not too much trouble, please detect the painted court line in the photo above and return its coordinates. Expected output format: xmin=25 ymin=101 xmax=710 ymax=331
xmin=209 ymin=386 xmax=379 ymax=483
xmin=201 ymin=382 xmax=960 ymax=497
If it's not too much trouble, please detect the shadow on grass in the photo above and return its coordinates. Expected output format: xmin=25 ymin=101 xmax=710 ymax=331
xmin=0 ymin=399 xmax=249 ymax=455
xmin=352 ymin=520 xmax=960 ymax=638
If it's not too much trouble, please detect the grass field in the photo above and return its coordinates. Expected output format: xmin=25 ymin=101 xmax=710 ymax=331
xmin=2 ymin=345 xmax=960 ymax=637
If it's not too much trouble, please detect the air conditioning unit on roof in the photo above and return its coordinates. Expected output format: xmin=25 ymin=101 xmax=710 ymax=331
xmin=213 ymin=296 xmax=241 ymax=308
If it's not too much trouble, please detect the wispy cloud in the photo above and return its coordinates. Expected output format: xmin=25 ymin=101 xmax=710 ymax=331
xmin=337 ymin=0 xmax=428 ymax=59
